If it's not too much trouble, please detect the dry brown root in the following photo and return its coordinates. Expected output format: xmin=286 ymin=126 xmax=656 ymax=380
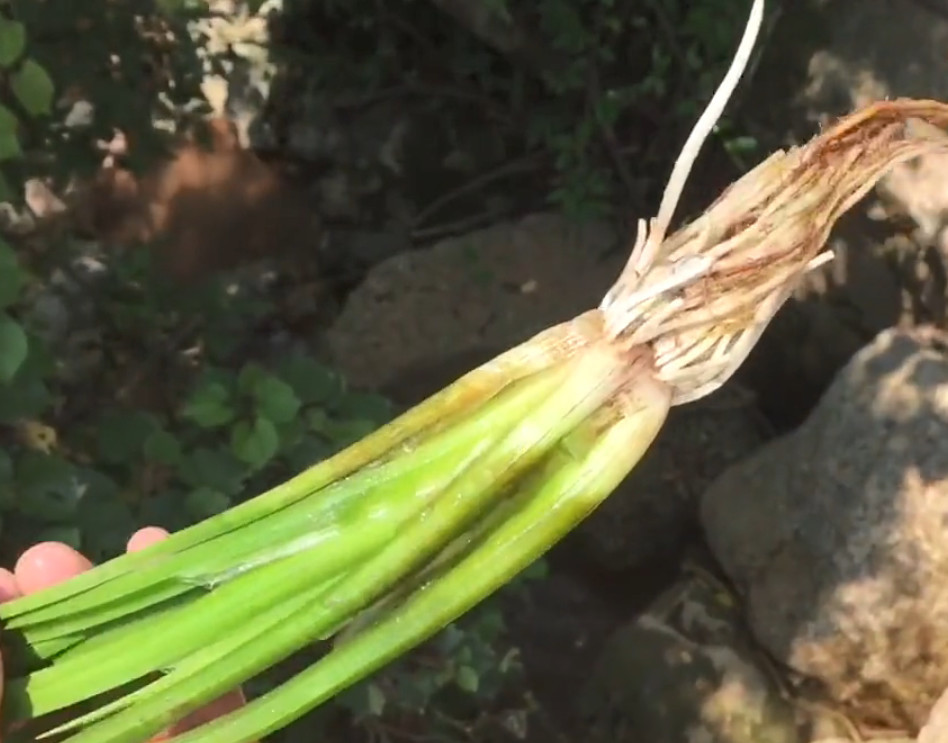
xmin=601 ymin=100 xmax=948 ymax=405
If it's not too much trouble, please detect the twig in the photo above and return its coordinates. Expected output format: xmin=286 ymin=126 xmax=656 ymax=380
xmin=643 ymin=0 xmax=772 ymax=175
xmin=115 ymin=317 xmax=201 ymax=406
xmin=642 ymin=0 xmax=693 ymax=91
xmin=329 ymin=85 xmax=513 ymax=128
xmin=411 ymin=211 xmax=509 ymax=243
xmin=410 ymin=153 xmax=542 ymax=230
xmin=587 ymin=65 xmax=640 ymax=208
xmin=424 ymin=0 xmax=567 ymax=82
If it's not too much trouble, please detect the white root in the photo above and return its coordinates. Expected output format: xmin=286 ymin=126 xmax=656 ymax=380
xmin=598 ymin=0 xmax=948 ymax=406
xmin=601 ymin=0 xmax=766 ymax=307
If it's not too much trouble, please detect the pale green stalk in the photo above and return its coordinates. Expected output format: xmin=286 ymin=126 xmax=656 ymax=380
xmin=44 ymin=346 xmax=635 ymax=743
xmin=165 ymin=378 xmax=670 ymax=743
xmin=1 ymin=321 xmax=580 ymax=627
xmin=5 ymin=356 xmax=579 ymax=721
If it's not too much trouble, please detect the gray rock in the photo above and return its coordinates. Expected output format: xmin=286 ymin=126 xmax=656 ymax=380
xmin=325 ymin=212 xmax=624 ymax=390
xmin=919 ymin=686 xmax=948 ymax=743
xmin=701 ymin=326 xmax=948 ymax=732
xmin=579 ymin=563 xmax=849 ymax=743
xmin=800 ymin=0 xmax=948 ymax=120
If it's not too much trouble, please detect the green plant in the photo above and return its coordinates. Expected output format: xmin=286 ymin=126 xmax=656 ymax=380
xmin=268 ymin=0 xmax=758 ymax=226
xmin=9 ymin=0 xmax=207 ymax=184
xmin=0 ymin=1 xmax=766 ymax=740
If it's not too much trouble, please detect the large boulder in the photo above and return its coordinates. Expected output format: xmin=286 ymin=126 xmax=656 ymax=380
xmin=325 ymin=212 xmax=623 ymax=391
xmin=701 ymin=326 xmax=948 ymax=733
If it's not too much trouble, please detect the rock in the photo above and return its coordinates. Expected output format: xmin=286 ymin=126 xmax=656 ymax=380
xmin=325 ymin=212 xmax=624 ymax=390
xmin=701 ymin=326 xmax=948 ymax=733
xmin=800 ymin=0 xmax=948 ymax=120
xmin=919 ymin=686 xmax=948 ymax=743
xmin=738 ymin=293 xmax=879 ymax=430
xmin=578 ymin=561 xmax=850 ymax=743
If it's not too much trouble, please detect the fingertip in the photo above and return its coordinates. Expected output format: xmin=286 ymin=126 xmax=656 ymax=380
xmin=127 ymin=526 xmax=170 ymax=553
xmin=14 ymin=542 xmax=94 ymax=594
xmin=0 ymin=567 xmax=21 ymax=603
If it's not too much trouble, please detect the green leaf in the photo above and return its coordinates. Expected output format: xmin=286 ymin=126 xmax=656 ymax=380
xmin=11 ymin=58 xmax=54 ymax=117
xmin=724 ymin=135 xmax=758 ymax=155
xmin=323 ymin=418 xmax=379 ymax=450
xmin=276 ymin=354 xmax=345 ymax=404
xmin=96 ymin=410 xmax=158 ymax=465
xmin=252 ymin=375 xmax=301 ymax=424
xmin=274 ymin=416 xmax=304 ymax=449
xmin=35 ymin=525 xmax=82 ymax=550
xmin=0 ymin=238 xmax=23 ymax=308
xmin=230 ymin=416 xmax=279 ymax=469
xmin=455 ymin=645 xmax=473 ymax=665
xmin=185 ymin=487 xmax=231 ymax=520
xmin=436 ymin=625 xmax=466 ymax=655
xmin=477 ymin=608 xmax=506 ymax=636
xmin=0 ymin=18 xmax=25 ymax=67
xmin=0 ymin=375 xmax=49 ymax=422
xmin=143 ymin=429 xmax=183 ymax=466
xmin=0 ymin=171 xmax=15 ymax=203
xmin=498 ymin=647 xmax=522 ymax=675
xmin=455 ymin=665 xmax=480 ymax=694
xmin=15 ymin=452 xmax=80 ymax=522
xmin=179 ymin=447 xmax=246 ymax=495
xmin=520 ymin=557 xmax=549 ymax=580
xmin=305 ymin=408 xmax=332 ymax=435
xmin=310 ymin=408 xmax=381 ymax=448
xmin=0 ymin=313 xmax=28 ymax=383
xmin=139 ymin=489 xmax=191 ymax=533
xmin=74 ymin=469 xmax=133 ymax=561
xmin=330 ymin=392 xmax=394 ymax=425
xmin=282 ymin=434 xmax=333 ymax=471
xmin=236 ymin=362 xmax=268 ymax=395
xmin=15 ymin=329 xmax=53 ymax=378
xmin=181 ymin=381 xmax=235 ymax=428
xmin=0 ymin=103 xmax=21 ymax=161
xmin=338 ymin=682 xmax=386 ymax=720
xmin=0 ymin=448 xmax=14 ymax=509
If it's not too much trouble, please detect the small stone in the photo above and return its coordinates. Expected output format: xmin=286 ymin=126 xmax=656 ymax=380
xmin=579 ymin=567 xmax=805 ymax=743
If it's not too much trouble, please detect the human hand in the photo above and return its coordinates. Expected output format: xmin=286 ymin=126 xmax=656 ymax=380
xmin=0 ymin=526 xmax=249 ymax=742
